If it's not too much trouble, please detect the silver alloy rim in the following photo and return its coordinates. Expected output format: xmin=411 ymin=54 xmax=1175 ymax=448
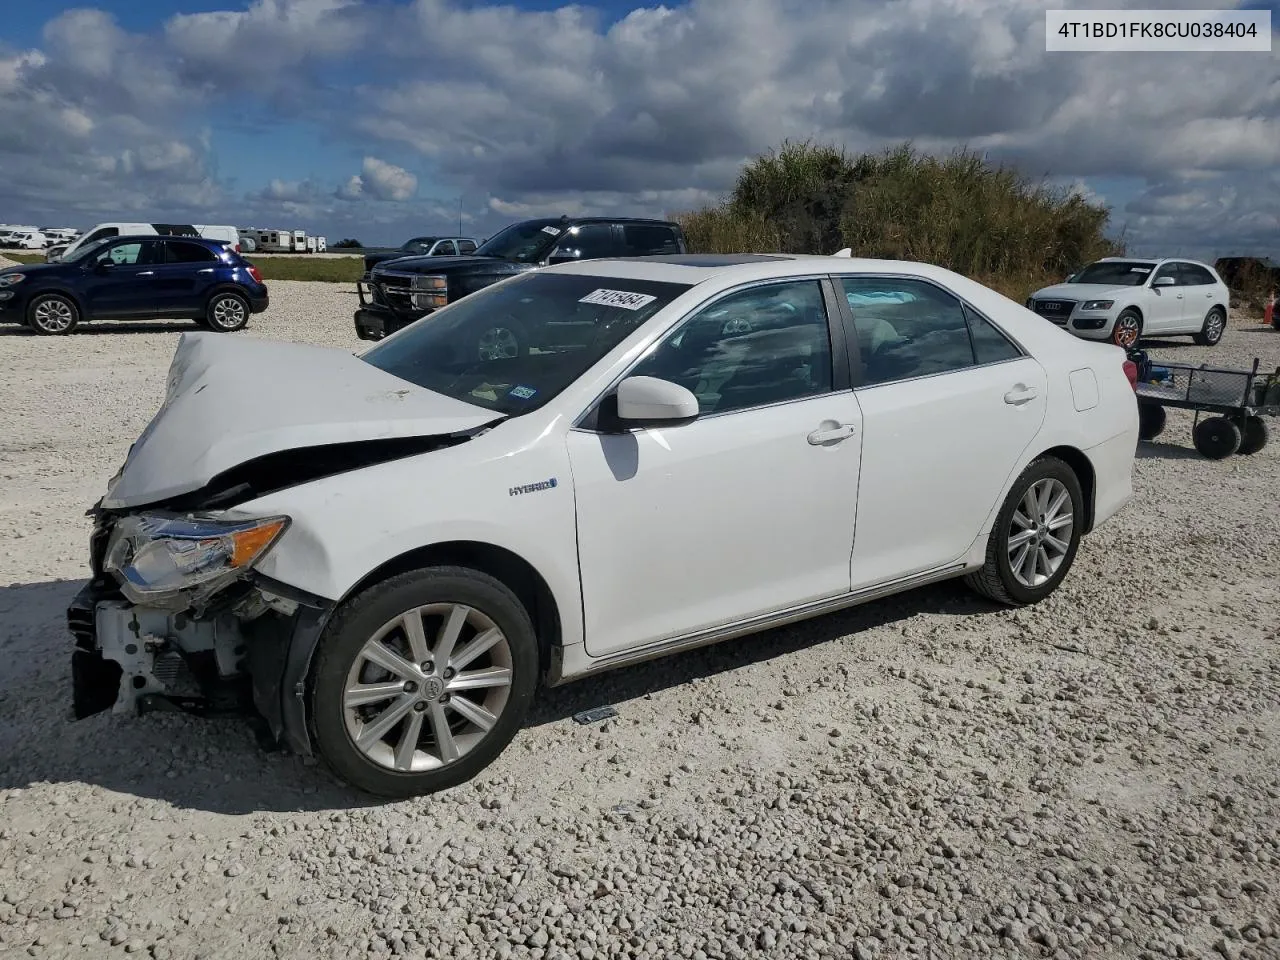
xmin=211 ymin=296 xmax=246 ymax=329
xmin=478 ymin=326 xmax=518 ymax=361
xmin=1205 ymin=312 xmax=1224 ymax=342
xmin=343 ymin=604 xmax=513 ymax=773
xmin=1007 ymin=478 xmax=1073 ymax=588
xmin=1114 ymin=316 xmax=1139 ymax=347
xmin=33 ymin=298 xmax=74 ymax=332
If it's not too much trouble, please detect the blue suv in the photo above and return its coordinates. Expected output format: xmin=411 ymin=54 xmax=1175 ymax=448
xmin=0 ymin=235 xmax=269 ymax=335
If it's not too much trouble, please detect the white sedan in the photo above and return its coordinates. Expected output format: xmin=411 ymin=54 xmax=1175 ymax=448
xmin=1027 ymin=257 xmax=1231 ymax=348
xmin=69 ymin=254 xmax=1139 ymax=796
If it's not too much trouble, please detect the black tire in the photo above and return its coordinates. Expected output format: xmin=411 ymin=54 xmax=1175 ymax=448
xmin=476 ymin=316 xmax=526 ymax=361
xmin=1193 ymin=307 xmax=1227 ymax=346
xmin=309 ymin=566 xmax=538 ymax=798
xmin=205 ymin=291 xmax=250 ymax=332
xmin=1238 ymin=415 xmax=1269 ymax=456
xmin=1192 ymin=416 xmax=1241 ymax=460
xmin=964 ymin=456 xmax=1085 ymax=607
xmin=26 ymin=292 xmax=79 ymax=335
xmin=1110 ymin=309 xmax=1142 ymax=348
xmin=1137 ymin=402 xmax=1166 ymax=441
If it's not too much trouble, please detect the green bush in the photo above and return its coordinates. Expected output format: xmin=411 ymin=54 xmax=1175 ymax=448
xmin=675 ymin=140 xmax=1124 ymax=302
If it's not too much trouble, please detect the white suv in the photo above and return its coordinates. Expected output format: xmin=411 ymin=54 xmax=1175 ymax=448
xmin=1027 ymin=257 xmax=1230 ymax=348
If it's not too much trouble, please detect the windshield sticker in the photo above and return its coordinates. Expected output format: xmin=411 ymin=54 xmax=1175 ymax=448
xmin=579 ymin=289 xmax=658 ymax=311
xmin=541 ymin=226 xmax=561 ymax=235
xmin=508 ymin=385 xmax=537 ymax=400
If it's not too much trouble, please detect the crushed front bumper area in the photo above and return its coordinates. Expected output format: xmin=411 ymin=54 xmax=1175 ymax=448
xmin=67 ymin=575 xmax=335 ymax=756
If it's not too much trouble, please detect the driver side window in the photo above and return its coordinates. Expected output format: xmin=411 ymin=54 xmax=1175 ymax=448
xmin=629 ymin=280 xmax=833 ymax=415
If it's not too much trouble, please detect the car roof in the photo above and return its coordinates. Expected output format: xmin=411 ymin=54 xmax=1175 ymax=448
xmin=548 ymin=252 xmax=999 ymax=288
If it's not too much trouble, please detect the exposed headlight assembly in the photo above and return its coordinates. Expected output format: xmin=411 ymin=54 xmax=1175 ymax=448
xmin=1081 ymin=299 xmax=1115 ymax=311
xmin=104 ymin=514 xmax=289 ymax=608
xmin=0 ymin=274 xmax=26 ymax=287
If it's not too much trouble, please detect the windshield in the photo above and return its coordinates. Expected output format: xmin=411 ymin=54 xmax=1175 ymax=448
xmin=361 ymin=271 xmax=690 ymax=415
xmin=1072 ymin=261 xmax=1155 ymax=286
xmin=399 ymin=237 xmax=441 ymax=254
xmin=473 ymin=219 xmax=564 ymax=262
xmin=66 ymin=238 xmax=114 ymax=262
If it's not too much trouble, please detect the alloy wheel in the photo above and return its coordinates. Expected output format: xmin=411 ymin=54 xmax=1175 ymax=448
xmin=1204 ymin=311 xmax=1225 ymax=343
xmin=478 ymin=326 xmax=519 ymax=361
xmin=1007 ymin=478 xmax=1074 ymax=588
xmin=210 ymin=296 xmax=247 ymax=330
xmin=1112 ymin=315 xmax=1140 ymax=348
xmin=33 ymin=298 xmax=74 ymax=333
xmin=342 ymin=604 xmax=513 ymax=773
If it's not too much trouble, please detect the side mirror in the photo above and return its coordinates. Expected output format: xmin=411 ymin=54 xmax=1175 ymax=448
xmin=615 ymin=376 xmax=699 ymax=426
xmin=1153 ymin=276 xmax=1175 ymax=287
xmin=94 ymin=259 xmax=115 ymax=273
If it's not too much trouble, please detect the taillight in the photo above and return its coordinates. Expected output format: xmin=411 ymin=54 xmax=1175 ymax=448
xmin=248 ymin=265 xmax=263 ymax=284
xmin=1122 ymin=359 xmax=1138 ymax=391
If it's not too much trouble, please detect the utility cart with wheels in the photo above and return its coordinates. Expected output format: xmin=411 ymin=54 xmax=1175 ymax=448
xmin=1128 ymin=350 xmax=1280 ymax=459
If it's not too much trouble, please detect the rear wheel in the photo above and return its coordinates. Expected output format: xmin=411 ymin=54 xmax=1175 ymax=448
xmin=1193 ymin=307 xmax=1226 ymax=346
xmin=1110 ymin=309 xmax=1142 ymax=348
xmin=205 ymin=291 xmax=250 ymax=332
xmin=309 ymin=566 xmax=538 ymax=798
xmin=1238 ymin=415 xmax=1269 ymax=456
xmin=1137 ymin=402 xmax=1166 ymax=441
xmin=1192 ymin=416 xmax=1241 ymax=459
xmin=964 ymin=456 xmax=1084 ymax=607
xmin=26 ymin=293 xmax=79 ymax=335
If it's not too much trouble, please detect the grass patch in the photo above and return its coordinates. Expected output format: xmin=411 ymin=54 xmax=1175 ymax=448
xmin=4 ymin=253 xmax=44 ymax=264
xmin=247 ymin=257 xmax=363 ymax=283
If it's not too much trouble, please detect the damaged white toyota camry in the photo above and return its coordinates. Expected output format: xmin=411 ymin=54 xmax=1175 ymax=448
xmin=69 ymin=253 xmax=1139 ymax=797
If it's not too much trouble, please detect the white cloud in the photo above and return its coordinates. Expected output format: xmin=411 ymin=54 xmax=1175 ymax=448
xmin=0 ymin=0 xmax=1274 ymax=253
xmin=360 ymin=157 xmax=417 ymax=202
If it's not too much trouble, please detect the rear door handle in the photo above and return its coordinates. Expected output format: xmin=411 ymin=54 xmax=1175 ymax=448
xmin=137 ymin=271 xmax=155 ymax=277
xmin=1004 ymin=385 xmax=1038 ymax=405
xmin=197 ymin=268 xmax=215 ymax=274
xmin=807 ymin=422 xmax=857 ymax=445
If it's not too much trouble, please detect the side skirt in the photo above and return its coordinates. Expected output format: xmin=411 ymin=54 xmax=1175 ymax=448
xmin=547 ymin=563 xmax=969 ymax=686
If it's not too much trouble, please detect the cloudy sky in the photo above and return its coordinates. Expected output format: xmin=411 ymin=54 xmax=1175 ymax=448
xmin=0 ymin=0 xmax=1276 ymax=256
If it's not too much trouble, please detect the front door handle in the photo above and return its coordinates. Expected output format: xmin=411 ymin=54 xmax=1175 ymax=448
xmin=807 ymin=422 xmax=857 ymax=445
xmin=1004 ymin=385 xmax=1038 ymax=405
xmin=137 ymin=271 xmax=155 ymax=277
xmin=197 ymin=268 xmax=215 ymax=274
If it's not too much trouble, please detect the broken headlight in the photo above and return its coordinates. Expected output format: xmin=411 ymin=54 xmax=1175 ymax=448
xmin=103 ymin=514 xmax=289 ymax=608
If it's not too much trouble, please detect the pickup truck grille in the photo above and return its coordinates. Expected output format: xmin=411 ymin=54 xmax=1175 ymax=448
xmin=371 ymin=271 xmax=420 ymax=312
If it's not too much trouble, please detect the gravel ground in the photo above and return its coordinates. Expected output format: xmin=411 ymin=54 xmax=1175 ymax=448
xmin=1 ymin=284 xmax=1278 ymax=960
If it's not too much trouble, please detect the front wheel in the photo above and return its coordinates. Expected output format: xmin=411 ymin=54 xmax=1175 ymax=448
xmin=1193 ymin=307 xmax=1226 ymax=346
xmin=964 ymin=456 xmax=1085 ymax=606
xmin=205 ymin=292 xmax=250 ymax=332
xmin=1110 ymin=310 xmax=1142 ymax=348
xmin=309 ymin=566 xmax=538 ymax=798
xmin=1192 ymin=417 xmax=1241 ymax=460
xmin=26 ymin=293 xmax=79 ymax=335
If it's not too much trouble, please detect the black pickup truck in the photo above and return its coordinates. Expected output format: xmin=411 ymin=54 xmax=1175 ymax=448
xmin=353 ymin=215 xmax=686 ymax=341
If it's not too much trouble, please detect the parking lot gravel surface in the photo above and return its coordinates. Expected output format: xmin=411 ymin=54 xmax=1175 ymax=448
xmin=1 ymin=282 xmax=1278 ymax=960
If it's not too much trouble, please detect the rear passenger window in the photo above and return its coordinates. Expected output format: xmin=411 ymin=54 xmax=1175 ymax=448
xmin=1178 ymin=263 xmax=1215 ymax=286
xmin=457 ymin=240 xmax=477 ymax=253
xmin=620 ymin=225 xmax=681 ymax=256
xmin=166 ymin=241 xmax=217 ymax=263
xmin=965 ymin=306 xmax=1022 ymax=364
xmin=841 ymin=278 xmax=975 ymax=385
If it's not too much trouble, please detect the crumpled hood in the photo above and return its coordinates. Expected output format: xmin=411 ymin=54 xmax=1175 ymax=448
xmin=102 ymin=332 xmax=499 ymax=509
xmin=1031 ymin=283 xmax=1134 ymax=301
